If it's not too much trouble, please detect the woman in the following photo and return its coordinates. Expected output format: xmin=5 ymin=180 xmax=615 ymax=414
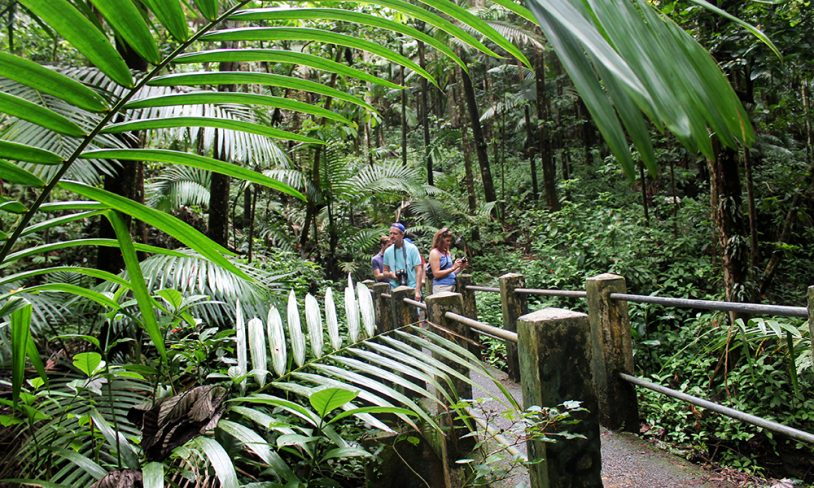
xmin=371 ymin=235 xmax=391 ymax=282
xmin=429 ymin=227 xmax=467 ymax=294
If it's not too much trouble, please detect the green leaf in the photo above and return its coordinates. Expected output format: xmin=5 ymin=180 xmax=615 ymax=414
xmin=140 ymin=0 xmax=188 ymax=41
xmin=195 ymin=438 xmax=238 ymax=488
xmin=202 ymin=27 xmax=438 ymax=87
xmin=10 ymin=301 xmax=32 ymax=406
xmin=18 ymin=211 xmax=106 ymax=237
xmin=124 ymin=91 xmax=353 ymax=125
xmin=687 ymin=0 xmax=781 ymax=60
xmin=3 ymin=283 xmax=120 ymax=309
xmin=90 ymin=408 xmax=140 ymax=469
xmin=0 ymin=140 xmax=63 ymax=164
xmin=230 ymin=394 xmax=320 ymax=427
xmin=336 ymin=0 xmax=500 ymax=59
xmin=328 ymin=406 xmax=419 ymax=425
xmin=0 ymin=92 xmax=86 ymax=137
xmin=412 ymin=0 xmax=532 ymax=68
xmin=149 ymin=72 xmax=374 ymax=112
xmin=193 ymin=0 xmax=219 ymax=20
xmin=51 ymin=334 xmax=101 ymax=350
xmin=19 ymin=0 xmax=134 ymax=88
xmin=73 ymin=352 xmax=103 ymax=377
xmin=217 ymin=420 xmax=294 ymax=481
xmin=0 ymin=197 xmax=28 ymax=214
xmin=58 ymin=181 xmax=247 ymax=280
xmin=492 ymin=0 xmax=538 ymax=24
xmin=0 ymin=159 xmax=45 ymax=187
xmin=176 ymin=48 xmax=403 ymax=90
xmin=81 ymin=149 xmax=306 ymax=200
xmin=1 ymin=237 xmax=185 ymax=268
xmin=227 ymin=8 xmax=467 ymax=74
xmin=25 ymin=337 xmax=48 ymax=389
xmin=0 ymin=52 xmax=108 ymax=112
xmin=321 ymin=447 xmax=371 ymax=462
xmin=101 ymin=117 xmax=323 ymax=144
xmin=53 ymin=448 xmax=107 ymax=480
xmin=309 ymin=387 xmax=359 ymax=419
xmin=142 ymin=462 xmax=164 ymax=488
xmin=89 ymin=0 xmax=161 ymax=64
xmin=107 ymin=211 xmax=165 ymax=360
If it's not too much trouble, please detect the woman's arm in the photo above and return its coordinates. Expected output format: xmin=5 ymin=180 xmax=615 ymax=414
xmin=430 ymin=249 xmax=459 ymax=278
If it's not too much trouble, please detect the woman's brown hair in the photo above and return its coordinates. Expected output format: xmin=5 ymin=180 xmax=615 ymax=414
xmin=431 ymin=227 xmax=452 ymax=251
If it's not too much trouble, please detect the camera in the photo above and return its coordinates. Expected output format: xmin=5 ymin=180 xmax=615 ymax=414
xmin=461 ymin=256 xmax=468 ymax=263
xmin=395 ymin=269 xmax=408 ymax=286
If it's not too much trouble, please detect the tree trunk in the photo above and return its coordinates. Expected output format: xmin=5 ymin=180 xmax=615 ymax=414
xmin=743 ymin=148 xmax=759 ymax=268
xmin=707 ymin=145 xmax=750 ymax=309
xmin=207 ymin=54 xmax=237 ymax=247
xmin=418 ymin=40 xmax=433 ymax=185
xmin=524 ymin=106 xmax=539 ymax=200
xmin=535 ymin=50 xmax=558 ymax=210
xmin=98 ymin=39 xmax=147 ymax=274
xmin=400 ymin=45 xmax=408 ymax=167
xmin=460 ymin=64 xmax=497 ymax=202
xmin=638 ymin=161 xmax=649 ymax=225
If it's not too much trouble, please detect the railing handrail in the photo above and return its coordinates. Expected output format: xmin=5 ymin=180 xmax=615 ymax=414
xmin=465 ymin=283 xmax=809 ymax=318
xmin=610 ymin=293 xmax=808 ymax=318
xmin=619 ymin=373 xmax=814 ymax=445
xmin=445 ymin=311 xmax=518 ymax=343
xmin=402 ymin=297 xmax=427 ymax=310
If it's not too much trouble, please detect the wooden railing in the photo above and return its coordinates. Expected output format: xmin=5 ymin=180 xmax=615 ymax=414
xmin=366 ymin=274 xmax=814 ymax=488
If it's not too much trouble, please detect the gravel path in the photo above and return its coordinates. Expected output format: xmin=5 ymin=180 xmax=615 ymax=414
xmin=469 ymin=366 xmax=740 ymax=487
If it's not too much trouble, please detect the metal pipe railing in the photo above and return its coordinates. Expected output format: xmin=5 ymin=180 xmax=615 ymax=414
xmin=403 ymin=297 xmax=427 ymax=310
xmin=515 ymin=288 xmax=588 ymax=298
xmin=381 ymin=293 xmax=392 ymax=299
xmin=619 ymin=373 xmax=814 ymax=445
xmin=465 ymin=285 xmax=500 ymax=293
xmin=610 ymin=293 xmax=808 ymax=318
xmin=445 ymin=311 xmax=518 ymax=343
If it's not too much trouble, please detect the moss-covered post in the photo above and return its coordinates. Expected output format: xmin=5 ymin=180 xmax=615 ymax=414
xmin=456 ymin=274 xmax=479 ymax=355
xmin=518 ymin=308 xmax=602 ymax=488
xmin=391 ymin=286 xmax=418 ymax=327
xmin=500 ymin=273 xmax=525 ymax=381
xmin=808 ymin=286 xmax=814 ymax=360
xmin=586 ymin=273 xmax=638 ymax=432
xmin=370 ymin=282 xmax=391 ymax=332
xmin=426 ymin=291 xmax=474 ymax=462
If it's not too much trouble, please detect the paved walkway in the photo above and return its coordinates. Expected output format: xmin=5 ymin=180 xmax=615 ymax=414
xmin=470 ymin=366 xmax=740 ymax=487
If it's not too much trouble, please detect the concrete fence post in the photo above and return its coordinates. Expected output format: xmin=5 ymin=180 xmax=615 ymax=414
xmin=456 ymin=274 xmax=479 ymax=356
xmin=425 ymin=292 xmax=475 ymax=461
xmin=586 ymin=273 xmax=639 ymax=432
xmin=517 ymin=308 xmax=602 ymax=488
xmin=391 ymin=286 xmax=418 ymax=327
xmin=369 ymin=282 xmax=391 ymax=332
xmin=499 ymin=273 xmax=526 ymax=382
xmin=808 ymin=286 xmax=814 ymax=360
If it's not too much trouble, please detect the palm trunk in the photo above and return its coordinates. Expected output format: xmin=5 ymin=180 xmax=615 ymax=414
xmin=524 ymin=107 xmax=539 ymax=199
xmin=460 ymin=64 xmax=497 ymax=202
xmin=536 ymin=50 xmax=558 ymax=210
xmin=418 ymin=40 xmax=433 ymax=185
xmin=207 ymin=53 xmax=237 ymax=247
xmin=400 ymin=45 xmax=408 ymax=167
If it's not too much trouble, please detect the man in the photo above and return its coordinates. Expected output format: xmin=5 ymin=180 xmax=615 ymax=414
xmin=382 ymin=222 xmax=423 ymax=301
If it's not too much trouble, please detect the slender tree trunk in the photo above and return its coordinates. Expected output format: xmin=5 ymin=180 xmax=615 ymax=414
xmin=299 ymin=50 xmax=343 ymax=257
xmin=707 ymin=144 xmax=750 ymax=309
xmin=743 ymin=148 xmax=759 ymax=268
xmin=247 ymin=186 xmax=257 ymax=263
xmin=418 ymin=40 xmax=433 ymax=185
xmin=98 ymin=40 xmax=147 ymax=273
xmin=535 ymin=50 xmax=558 ymax=210
xmin=400 ymin=45 xmax=408 ymax=167
xmin=524 ymin=106 xmax=539 ymax=199
xmin=460 ymin=64 xmax=497 ymax=202
xmin=208 ymin=53 xmax=237 ymax=247
xmin=7 ymin=2 xmax=15 ymax=54
xmin=452 ymin=75 xmax=478 ymax=214
xmin=638 ymin=161 xmax=649 ymax=225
